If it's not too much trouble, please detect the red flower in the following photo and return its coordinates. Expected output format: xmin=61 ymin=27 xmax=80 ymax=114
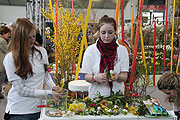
xmin=104 ymin=99 xmax=107 ymax=104
xmin=90 ymin=103 xmax=96 ymax=107
xmin=132 ymin=93 xmax=139 ymax=97
xmin=127 ymin=87 xmax=130 ymax=91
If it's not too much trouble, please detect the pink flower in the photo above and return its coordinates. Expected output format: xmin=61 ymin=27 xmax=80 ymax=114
xmin=167 ymin=62 xmax=174 ymax=66
xmin=47 ymin=67 xmax=51 ymax=72
xmin=174 ymin=54 xmax=178 ymax=60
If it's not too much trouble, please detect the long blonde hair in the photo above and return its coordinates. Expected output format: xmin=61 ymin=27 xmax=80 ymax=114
xmin=8 ymin=18 xmax=42 ymax=79
xmin=157 ymin=72 xmax=180 ymax=109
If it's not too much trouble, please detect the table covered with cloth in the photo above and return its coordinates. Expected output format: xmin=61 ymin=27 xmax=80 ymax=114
xmin=38 ymin=107 xmax=177 ymax=120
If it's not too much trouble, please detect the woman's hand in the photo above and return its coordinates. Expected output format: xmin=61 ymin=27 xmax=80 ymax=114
xmin=110 ymin=72 xmax=128 ymax=83
xmin=52 ymin=86 xmax=61 ymax=92
xmin=95 ymin=73 xmax=108 ymax=84
xmin=52 ymin=91 xmax=62 ymax=102
xmin=110 ymin=72 xmax=119 ymax=81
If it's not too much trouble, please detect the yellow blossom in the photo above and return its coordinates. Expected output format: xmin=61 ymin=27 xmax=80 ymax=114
xmin=68 ymin=104 xmax=76 ymax=112
xmin=76 ymin=103 xmax=85 ymax=111
xmin=155 ymin=62 xmax=160 ymax=65
xmin=84 ymin=96 xmax=89 ymax=100
xmin=68 ymin=103 xmax=86 ymax=113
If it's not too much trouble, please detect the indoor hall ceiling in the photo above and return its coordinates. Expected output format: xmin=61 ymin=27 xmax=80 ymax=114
xmin=0 ymin=0 xmax=129 ymax=9
xmin=0 ymin=0 xmax=166 ymax=8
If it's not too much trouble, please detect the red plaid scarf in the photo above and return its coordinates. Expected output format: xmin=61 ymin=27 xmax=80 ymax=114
xmin=97 ymin=37 xmax=118 ymax=91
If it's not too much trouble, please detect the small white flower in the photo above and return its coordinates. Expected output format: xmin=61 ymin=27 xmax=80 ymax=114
xmin=97 ymin=106 xmax=101 ymax=111
xmin=113 ymin=105 xmax=119 ymax=109
xmin=110 ymin=70 xmax=114 ymax=74
xmin=107 ymin=109 xmax=111 ymax=112
xmin=96 ymin=111 xmax=100 ymax=114
xmin=122 ymin=109 xmax=128 ymax=112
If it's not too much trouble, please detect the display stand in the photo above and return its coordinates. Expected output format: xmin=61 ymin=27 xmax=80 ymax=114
xmin=39 ymin=107 xmax=177 ymax=120
xmin=68 ymin=80 xmax=90 ymax=99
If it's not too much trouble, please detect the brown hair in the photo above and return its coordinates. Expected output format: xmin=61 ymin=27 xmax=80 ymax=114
xmin=0 ymin=26 xmax=11 ymax=35
xmin=8 ymin=18 xmax=42 ymax=79
xmin=157 ymin=72 xmax=180 ymax=109
xmin=98 ymin=15 xmax=117 ymax=32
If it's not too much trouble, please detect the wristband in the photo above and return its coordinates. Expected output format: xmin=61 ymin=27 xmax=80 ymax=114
xmin=92 ymin=74 xmax=96 ymax=82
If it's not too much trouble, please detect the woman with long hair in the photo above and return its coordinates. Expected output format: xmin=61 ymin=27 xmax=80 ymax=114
xmin=3 ymin=18 xmax=61 ymax=120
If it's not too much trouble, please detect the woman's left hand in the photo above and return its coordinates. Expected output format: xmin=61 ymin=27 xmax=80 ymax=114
xmin=110 ymin=72 xmax=128 ymax=82
xmin=109 ymin=72 xmax=119 ymax=81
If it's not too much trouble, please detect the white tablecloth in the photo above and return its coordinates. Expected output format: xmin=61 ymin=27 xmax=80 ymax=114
xmin=39 ymin=108 xmax=177 ymax=120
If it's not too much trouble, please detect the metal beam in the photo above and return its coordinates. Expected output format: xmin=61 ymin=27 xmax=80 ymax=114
xmin=26 ymin=0 xmax=47 ymax=47
xmin=7 ymin=0 xmax=10 ymax=5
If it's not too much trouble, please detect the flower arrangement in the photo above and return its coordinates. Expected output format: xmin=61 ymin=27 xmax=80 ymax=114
xmin=67 ymin=91 xmax=148 ymax=116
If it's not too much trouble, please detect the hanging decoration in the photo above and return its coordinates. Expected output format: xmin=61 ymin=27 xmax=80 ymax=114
xmin=130 ymin=0 xmax=135 ymax=45
xmin=129 ymin=0 xmax=144 ymax=89
xmin=140 ymin=21 xmax=149 ymax=86
xmin=115 ymin=0 xmax=121 ymax=26
xmin=163 ymin=0 xmax=168 ymax=72
xmin=170 ymin=0 xmax=176 ymax=72
xmin=176 ymin=52 xmax=180 ymax=73
xmin=75 ymin=0 xmax=93 ymax=80
xmin=71 ymin=0 xmax=76 ymax=75
xmin=72 ymin=0 xmax=74 ymax=14
xmin=48 ymin=0 xmax=59 ymax=85
xmin=121 ymin=0 xmax=125 ymax=45
xmin=153 ymin=20 xmax=156 ymax=86
xmin=55 ymin=0 xmax=59 ymax=85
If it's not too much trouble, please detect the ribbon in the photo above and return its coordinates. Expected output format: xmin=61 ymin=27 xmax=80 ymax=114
xmin=55 ymin=0 xmax=59 ymax=85
xmin=163 ymin=0 xmax=168 ymax=72
xmin=140 ymin=21 xmax=149 ymax=86
xmin=49 ymin=0 xmax=59 ymax=85
xmin=170 ymin=0 xmax=176 ymax=72
xmin=75 ymin=0 xmax=92 ymax=80
xmin=129 ymin=0 xmax=144 ymax=89
xmin=176 ymin=52 xmax=180 ymax=73
xmin=121 ymin=0 xmax=125 ymax=45
xmin=115 ymin=0 xmax=121 ymax=26
xmin=153 ymin=20 xmax=156 ymax=86
xmin=130 ymin=0 xmax=135 ymax=42
xmin=130 ymin=0 xmax=135 ymax=52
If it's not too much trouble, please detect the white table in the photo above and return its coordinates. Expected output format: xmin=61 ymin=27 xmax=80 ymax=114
xmin=39 ymin=108 xmax=177 ymax=120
